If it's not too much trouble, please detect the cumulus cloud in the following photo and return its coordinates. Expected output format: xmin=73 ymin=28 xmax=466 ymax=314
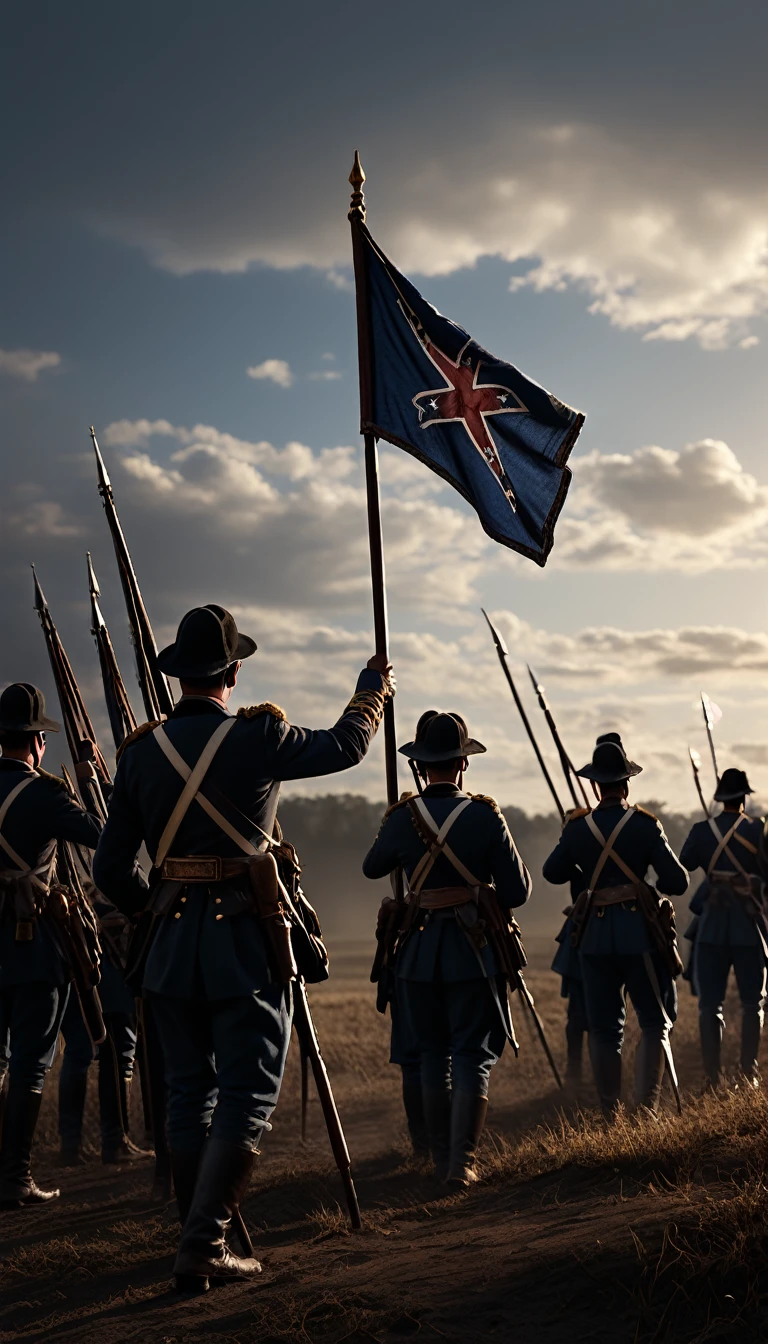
xmin=0 ymin=348 xmax=61 ymax=381
xmin=7 ymin=500 xmax=83 ymax=539
xmin=246 ymin=359 xmax=293 ymax=388
xmin=549 ymin=438 xmax=768 ymax=573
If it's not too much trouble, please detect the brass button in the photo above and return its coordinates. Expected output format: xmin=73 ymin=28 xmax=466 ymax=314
xmin=215 ymin=913 xmax=223 ymax=922
xmin=180 ymin=896 xmax=187 ymax=903
xmin=630 ymin=904 xmax=637 ymax=912
xmin=419 ymin=925 xmax=425 ymax=931
xmin=174 ymin=911 xmax=181 ymax=920
xmin=215 ymin=897 xmax=222 ymax=905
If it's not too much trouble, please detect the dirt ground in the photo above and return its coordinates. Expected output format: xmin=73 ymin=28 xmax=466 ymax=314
xmin=2 ymin=939 xmax=767 ymax=1344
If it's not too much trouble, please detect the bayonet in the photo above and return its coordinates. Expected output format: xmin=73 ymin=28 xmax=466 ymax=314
xmin=526 ymin=664 xmax=589 ymax=809
xmin=688 ymin=746 xmax=710 ymax=818
xmin=481 ymin=609 xmax=565 ymax=820
xmin=87 ymin=552 xmax=138 ymax=749
xmin=32 ymin=566 xmax=110 ymax=820
xmin=90 ymin=426 xmax=174 ymax=721
xmin=700 ymin=692 xmax=719 ymax=787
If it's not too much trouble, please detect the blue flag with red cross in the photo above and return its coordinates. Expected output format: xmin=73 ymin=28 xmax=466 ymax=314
xmin=357 ymin=224 xmax=585 ymax=566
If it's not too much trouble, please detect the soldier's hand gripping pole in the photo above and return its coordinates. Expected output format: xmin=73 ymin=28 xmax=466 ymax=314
xmin=292 ymin=979 xmax=362 ymax=1230
xmin=514 ymin=971 xmax=564 ymax=1090
xmin=481 ymin=610 xmax=566 ymax=821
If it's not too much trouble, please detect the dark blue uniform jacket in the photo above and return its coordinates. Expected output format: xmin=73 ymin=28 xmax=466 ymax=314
xmin=93 ymin=672 xmax=387 ymax=999
xmin=680 ymin=812 xmax=763 ymax=948
xmin=0 ymin=758 xmax=102 ymax=987
xmin=362 ymin=783 xmax=531 ymax=981
xmin=542 ymin=802 xmax=688 ymax=956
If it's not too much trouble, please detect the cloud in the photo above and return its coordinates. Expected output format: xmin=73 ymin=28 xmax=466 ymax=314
xmin=246 ymin=359 xmax=293 ymax=388
xmin=309 ymin=369 xmax=342 ymax=381
xmin=0 ymin=348 xmax=61 ymax=381
xmin=7 ymin=500 xmax=83 ymax=538
xmin=549 ymin=439 xmax=768 ymax=573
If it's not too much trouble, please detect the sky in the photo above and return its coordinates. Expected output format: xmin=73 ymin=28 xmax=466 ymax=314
xmin=2 ymin=0 xmax=768 ymax=814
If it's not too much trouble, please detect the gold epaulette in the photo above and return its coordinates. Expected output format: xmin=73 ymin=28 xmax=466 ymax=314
xmin=37 ymin=768 xmax=69 ymax=791
xmin=468 ymin=792 xmax=502 ymax=816
xmin=236 ymin=702 xmax=287 ymax=722
xmin=635 ymin=805 xmax=657 ymax=820
xmin=564 ymin=806 xmax=591 ymax=825
xmin=382 ymin=790 xmax=415 ymax=819
xmin=116 ymin=719 xmax=164 ymax=762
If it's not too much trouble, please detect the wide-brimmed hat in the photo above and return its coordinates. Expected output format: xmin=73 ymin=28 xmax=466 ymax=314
xmin=576 ymin=732 xmax=641 ymax=784
xmin=157 ymin=605 xmax=257 ymax=679
xmin=0 ymin=683 xmax=60 ymax=734
xmin=714 ymin=767 xmax=753 ymax=802
xmin=399 ymin=711 xmax=486 ymax=764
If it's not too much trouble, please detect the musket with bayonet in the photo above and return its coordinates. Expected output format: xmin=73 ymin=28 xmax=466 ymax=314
xmin=88 ymin=552 xmax=138 ymax=748
xmin=32 ymin=566 xmax=110 ymax=821
xmin=90 ymin=426 xmax=174 ymax=721
xmin=526 ymin=664 xmax=590 ymax=810
xmin=700 ymin=692 xmax=720 ymax=788
xmin=481 ymin=609 xmax=565 ymax=821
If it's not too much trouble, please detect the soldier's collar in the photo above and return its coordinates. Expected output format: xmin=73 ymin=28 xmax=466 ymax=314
xmin=423 ymin=782 xmax=464 ymax=797
xmin=0 ymin=757 xmax=36 ymax=774
xmin=175 ymin=695 xmax=232 ymax=717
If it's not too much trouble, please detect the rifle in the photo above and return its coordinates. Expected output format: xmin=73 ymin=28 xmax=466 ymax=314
xmin=527 ymin=665 xmax=590 ymax=810
xmin=292 ymin=979 xmax=362 ymax=1230
xmin=87 ymin=551 xmax=138 ymax=748
xmin=688 ymin=746 xmax=710 ymax=818
xmin=481 ymin=610 xmax=565 ymax=821
xmin=90 ymin=426 xmax=174 ymax=721
xmin=700 ymin=693 xmax=720 ymax=788
xmin=32 ymin=566 xmax=110 ymax=819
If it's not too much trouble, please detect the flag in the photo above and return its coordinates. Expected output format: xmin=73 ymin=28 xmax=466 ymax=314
xmin=357 ymin=224 xmax=585 ymax=565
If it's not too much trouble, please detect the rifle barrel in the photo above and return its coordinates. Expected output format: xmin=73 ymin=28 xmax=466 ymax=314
xmin=481 ymin=611 xmax=565 ymax=820
xmin=527 ymin=664 xmax=588 ymax=809
xmin=90 ymin=427 xmax=174 ymax=721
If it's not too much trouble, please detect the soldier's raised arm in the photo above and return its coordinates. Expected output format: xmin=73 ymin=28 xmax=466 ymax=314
xmin=269 ymin=656 xmax=394 ymax=782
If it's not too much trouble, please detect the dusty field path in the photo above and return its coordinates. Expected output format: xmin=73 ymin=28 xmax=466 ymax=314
xmin=1 ymin=944 xmax=767 ymax=1343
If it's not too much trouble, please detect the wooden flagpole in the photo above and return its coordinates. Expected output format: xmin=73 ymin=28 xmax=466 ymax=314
xmin=348 ymin=152 xmax=399 ymax=807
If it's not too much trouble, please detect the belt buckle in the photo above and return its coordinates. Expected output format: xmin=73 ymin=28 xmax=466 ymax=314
xmin=165 ymin=856 xmax=223 ymax=882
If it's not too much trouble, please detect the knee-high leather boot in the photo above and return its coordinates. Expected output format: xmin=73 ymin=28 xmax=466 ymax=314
xmin=634 ymin=1033 xmax=666 ymax=1114
xmin=588 ymin=1036 xmax=622 ymax=1119
xmin=0 ymin=1086 xmax=60 ymax=1208
xmin=446 ymin=1092 xmax=488 ymax=1187
xmin=421 ymin=1088 xmax=452 ymax=1180
xmin=699 ymin=1009 xmax=723 ymax=1089
xmin=173 ymin=1138 xmax=263 ymax=1293
xmin=740 ymin=1006 xmax=762 ymax=1086
xmin=402 ymin=1079 xmax=430 ymax=1158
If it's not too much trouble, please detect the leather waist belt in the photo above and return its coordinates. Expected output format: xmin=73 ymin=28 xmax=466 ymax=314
xmin=592 ymin=883 xmax=640 ymax=907
xmin=160 ymin=856 xmax=251 ymax=883
xmin=416 ymin=886 xmax=476 ymax=910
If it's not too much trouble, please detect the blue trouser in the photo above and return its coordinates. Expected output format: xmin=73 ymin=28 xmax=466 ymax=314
xmin=580 ymin=952 xmax=677 ymax=1054
xmin=396 ymin=977 xmax=505 ymax=1097
xmin=0 ymin=981 xmax=69 ymax=1092
xmin=59 ymin=994 xmax=138 ymax=1147
xmin=563 ymin=977 xmax=588 ymax=1064
xmin=147 ymin=986 xmax=292 ymax=1153
xmin=694 ymin=943 xmax=766 ymax=1015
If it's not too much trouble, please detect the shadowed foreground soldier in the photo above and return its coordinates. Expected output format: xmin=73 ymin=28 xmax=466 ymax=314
xmin=543 ymin=734 xmax=688 ymax=1117
xmin=93 ymin=605 xmax=392 ymax=1293
xmin=363 ymin=712 xmax=531 ymax=1186
xmin=680 ymin=769 xmax=767 ymax=1089
xmin=0 ymin=684 xmax=102 ymax=1208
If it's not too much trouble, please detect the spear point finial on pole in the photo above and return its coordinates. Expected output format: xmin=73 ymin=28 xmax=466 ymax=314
xmin=86 ymin=551 xmax=100 ymax=598
xmin=348 ymin=151 xmax=366 ymax=223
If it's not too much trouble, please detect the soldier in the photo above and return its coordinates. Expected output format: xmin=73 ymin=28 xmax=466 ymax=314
xmin=542 ymin=733 xmax=688 ymax=1117
xmin=93 ymin=604 xmax=392 ymax=1292
xmin=0 ymin=683 xmax=102 ymax=1208
xmin=362 ymin=711 xmax=531 ymax=1187
xmin=679 ymin=768 xmax=766 ymax=1089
